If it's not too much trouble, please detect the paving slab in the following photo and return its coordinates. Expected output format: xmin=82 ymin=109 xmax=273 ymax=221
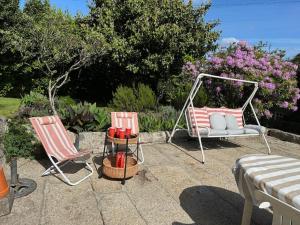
xmin=95 ymin=192 xmax=146 ymax=225
xmin=124 ymin=169 xmax=194 ymax=225
xmin=0 ymin=179 xmax=45 ymax=225
xmin=40 ymin=180 xmax=102 ymax=225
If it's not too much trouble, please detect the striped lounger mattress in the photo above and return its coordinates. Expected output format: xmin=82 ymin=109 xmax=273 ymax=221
xmin=233 ymin=154 xmax=300 ymax=210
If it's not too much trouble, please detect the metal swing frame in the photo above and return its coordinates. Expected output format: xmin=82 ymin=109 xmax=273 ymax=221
xmin=168 ymin=73 xmax=271 ymax=163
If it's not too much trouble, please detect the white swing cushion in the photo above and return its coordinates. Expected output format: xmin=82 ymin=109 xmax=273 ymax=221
xmin=244 ymin=124 xmax=266 ymax=134
xmin=205 ymin=107 xmax=244 ymax=128
xmin=227 ymin=129 xmax=245 ymax=135
xmin=225 ymin=114 xmax=239 ymax=129
xmin=210 ymin=113 xmax=226 ymax=130
xmin=223 ymin=108 xmax=244 ymax=128
xmin=243 ymin=128 xmax=259 ymax=134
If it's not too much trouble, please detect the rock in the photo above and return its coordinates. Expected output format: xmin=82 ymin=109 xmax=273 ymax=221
xmin=268 ymin=128 xmax=300 ymax=144
xmin=79 ymin=132 xmax=106 ymax=154
xmin=140 ymin=131 xmax=168 ymax=144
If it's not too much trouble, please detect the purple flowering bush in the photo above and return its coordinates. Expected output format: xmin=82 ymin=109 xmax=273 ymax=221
xmin=183 ymin=41 xmax=300 ymax=118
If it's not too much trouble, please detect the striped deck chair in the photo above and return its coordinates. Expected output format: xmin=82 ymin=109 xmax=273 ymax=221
xmin=111 ymin=112 xmax=144 ymax=164
xmin=30 ymin=115 xmax=93 ymax=186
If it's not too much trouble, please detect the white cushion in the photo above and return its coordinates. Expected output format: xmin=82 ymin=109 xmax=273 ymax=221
xmin=227 ymin=129 xmax=244 ymax=135
xmin=243 ymin=128 xmax=259 ymax=134
xmin=244 ymin=125 xmax=266 ymax=134
xmin=225 ymin=114 xmax=239 ymax=129
xmin=209 ymin=113 xmax=226 ymax=130
xmin=208 ymin=129 xmax=228 ymax=136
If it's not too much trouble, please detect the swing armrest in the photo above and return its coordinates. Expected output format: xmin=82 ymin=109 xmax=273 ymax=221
xmin=244 ymin=124 xmax=266 ymax=134
xmin=193 ymin=126 xmax=211 ymax=135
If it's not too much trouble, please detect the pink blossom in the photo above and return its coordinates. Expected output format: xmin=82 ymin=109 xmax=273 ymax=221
xmin=264 ymin=110 xmax=272 ymax=119
xmin=280 ymin=101 xmax=289 ymax=109
xmin=265 ymin=82 xmax=276 ymax=90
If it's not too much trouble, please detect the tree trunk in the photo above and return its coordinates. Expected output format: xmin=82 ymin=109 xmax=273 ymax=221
xmin=48 ymin=81 xmax=57 ymax=115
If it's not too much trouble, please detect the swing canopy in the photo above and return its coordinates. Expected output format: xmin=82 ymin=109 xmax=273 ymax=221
xmin=168 ymin=73 xmax=271 ymax=163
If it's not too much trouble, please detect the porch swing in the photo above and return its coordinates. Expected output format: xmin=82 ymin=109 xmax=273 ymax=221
xmin=168 ymin=73 xmax=271 ymax=163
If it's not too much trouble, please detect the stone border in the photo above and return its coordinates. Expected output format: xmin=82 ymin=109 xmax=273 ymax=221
xmin=72 ymin=128 xmax=300 ymax=154
xmin=268 ymin=128 xmax=300 ymax=145
xmin=72 ymin=131 xmax=173 ymax=154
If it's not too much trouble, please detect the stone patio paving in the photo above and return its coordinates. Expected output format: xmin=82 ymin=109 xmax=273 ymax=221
xmin=1 ymin=135 xmax=300 ymax=225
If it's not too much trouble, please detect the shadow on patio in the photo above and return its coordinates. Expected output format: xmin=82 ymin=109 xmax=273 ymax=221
xmin=171 ymin=134 xmax=241 ymax=152
xmin=173 ymin=186 xmax=272 ymax=225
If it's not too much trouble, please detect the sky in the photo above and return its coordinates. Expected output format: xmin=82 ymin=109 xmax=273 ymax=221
xmin=19 ymin=0 xmax=300 ymax=58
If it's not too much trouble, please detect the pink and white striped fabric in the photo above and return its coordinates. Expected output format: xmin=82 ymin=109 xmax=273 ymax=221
xmin=187 ymin=107 xmax=210 ymax=129
xmin=205 ymin=107 xmax=226 ymax=116
xmin=30 ymin=116 xmax=90 ymax=162
xmin=111 ymin=112 xmax=139 ymax=135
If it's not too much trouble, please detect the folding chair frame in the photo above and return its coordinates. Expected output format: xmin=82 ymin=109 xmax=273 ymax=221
xmin=42 ymin=155 xmax=94 ymax=186
xmin=30 ymin=116 xmax=94 ymax=186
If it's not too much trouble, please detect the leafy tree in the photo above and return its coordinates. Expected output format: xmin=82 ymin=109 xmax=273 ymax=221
xmin=0 ymin=0 xmax=20 ymax=28
xmin=0 ymin=0 xmax=26 ymax=96
xmin=23 ymin=0 xmax=51 ymax=17
xmin=18 ymin=2 xmax=107 ymax=114
xmin=87 ymin=0 xmax=219 ymax=90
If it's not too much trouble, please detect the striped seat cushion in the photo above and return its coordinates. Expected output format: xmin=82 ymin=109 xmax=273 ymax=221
xmin=235 ymin=154 xmax=300 ymax=210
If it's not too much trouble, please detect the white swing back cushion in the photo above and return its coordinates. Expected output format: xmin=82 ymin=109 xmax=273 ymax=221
xmin=187 ymin=107 xmax=210 ymax=128
xmin=222 ymin=108 xmax=243 ymax=128
xmin=210 ymin=113 xmax=227 ymax=130
xmin=206 ymin=107 xmax=243 ymax=128
xmin=225 ymin=114 xmax=239 ymax=129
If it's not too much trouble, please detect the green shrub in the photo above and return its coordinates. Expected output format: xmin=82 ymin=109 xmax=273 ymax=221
xmin=19 ymin=91 xmax=52 ymax=118
xmin=58 ymin=96 xmax=76 ymax=108
xmin=136 ymin=83 xmax=157 ymax=111
xmin=20 ymin=91 xmax=48 ymax=107
xmin=110 ymin=84 xmax=157 ymax=112
xmin=110 ymin=86 xmax=138 ymax=112
xmin=139 ymin=113 xmax=162 ymax=132
xmin=3 ymin=119 xmax=36 ymax=161
xmin=58 ymin=102 xmax=110 ymax=133
xmin=139 ymin=106 xmax=184 ymax=132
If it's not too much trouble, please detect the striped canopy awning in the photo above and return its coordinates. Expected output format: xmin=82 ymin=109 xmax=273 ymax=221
xmin=235 ymin=154 xmax=300 ymax=210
